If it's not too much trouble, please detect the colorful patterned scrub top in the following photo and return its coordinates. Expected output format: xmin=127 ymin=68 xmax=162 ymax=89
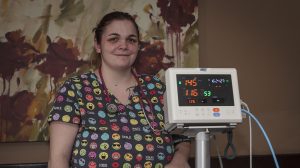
xmin=48 ymin=71 xmax=174 ymax=168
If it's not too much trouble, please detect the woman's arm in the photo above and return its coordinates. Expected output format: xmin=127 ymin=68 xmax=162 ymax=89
xmin=165 ymin=141 xmax=191 ymax=168
xmin=48 ymin=122 xmax=78 ymax=168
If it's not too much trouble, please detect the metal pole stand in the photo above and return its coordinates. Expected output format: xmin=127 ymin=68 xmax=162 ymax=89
xmin=167 ymin=124 xmax=237 ymax=168
xmin=195 ymin=130 xmax=210 ymax=168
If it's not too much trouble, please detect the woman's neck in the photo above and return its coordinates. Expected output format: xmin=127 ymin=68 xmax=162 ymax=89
xmin=99 ymin=64 xmax=135 ymax=87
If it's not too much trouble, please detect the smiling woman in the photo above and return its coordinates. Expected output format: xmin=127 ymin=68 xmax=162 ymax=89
xmin=47 ymin=11 xmax=191 ymax=168
xmin=94 ymin=20 xmax=139 ymax=73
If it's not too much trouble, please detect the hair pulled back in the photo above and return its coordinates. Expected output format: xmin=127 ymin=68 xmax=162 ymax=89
xmin=93 ymin=11 xmax=140 ymax=44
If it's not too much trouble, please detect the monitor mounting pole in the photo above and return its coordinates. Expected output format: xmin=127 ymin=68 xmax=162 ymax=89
xmin=195 ymin=130 xmax=210 ymax=168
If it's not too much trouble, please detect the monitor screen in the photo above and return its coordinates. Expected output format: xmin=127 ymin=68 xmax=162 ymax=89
xmin=176 ymin=74 xmax=234 ymax=106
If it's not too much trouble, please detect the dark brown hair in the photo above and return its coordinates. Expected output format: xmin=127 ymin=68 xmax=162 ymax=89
xmin=93 ymin=11 xmax=140 ymax=44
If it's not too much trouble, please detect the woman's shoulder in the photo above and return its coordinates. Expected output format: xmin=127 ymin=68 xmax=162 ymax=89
xmin=138 ymin=73 xmax=166 ymax=90
xmin=59 ymin=70 xmax=97 ymax=87
xmin=138 ymin=73 xmax=165 ymax=94
xmin=67 ymin=70 xmax=97 ymax=81
xmin=139 ymin=73 xmax=163 ymax=83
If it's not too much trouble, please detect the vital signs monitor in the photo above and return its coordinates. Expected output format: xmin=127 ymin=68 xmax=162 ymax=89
xmin=164 ymin=68 xmax=242 ymax=132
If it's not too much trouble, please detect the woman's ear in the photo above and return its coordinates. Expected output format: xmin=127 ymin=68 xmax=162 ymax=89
xmin=94 ymin=40 xmax=101 ymax=53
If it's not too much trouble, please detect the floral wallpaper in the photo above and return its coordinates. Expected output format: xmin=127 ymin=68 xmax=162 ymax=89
xmin=0 ymin=0 xmax=198 ymax=142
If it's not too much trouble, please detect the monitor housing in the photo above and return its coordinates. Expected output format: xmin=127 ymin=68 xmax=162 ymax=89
xmin=164 ymin=68 xmax=242 ymax=131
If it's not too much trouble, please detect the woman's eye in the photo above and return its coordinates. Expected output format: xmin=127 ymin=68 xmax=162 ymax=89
xmin=108 ymin=37 xmax=118 ymax=43
xmin=127 ymin=38 xmax=137 ymax=44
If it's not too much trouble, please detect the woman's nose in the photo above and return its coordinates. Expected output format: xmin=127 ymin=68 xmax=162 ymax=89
xmin=118 ymin=40 xmax=128 ymax=49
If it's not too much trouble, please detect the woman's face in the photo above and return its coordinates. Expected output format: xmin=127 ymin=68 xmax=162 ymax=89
xmin=94 ymin=20 xmax=139 ymax=71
